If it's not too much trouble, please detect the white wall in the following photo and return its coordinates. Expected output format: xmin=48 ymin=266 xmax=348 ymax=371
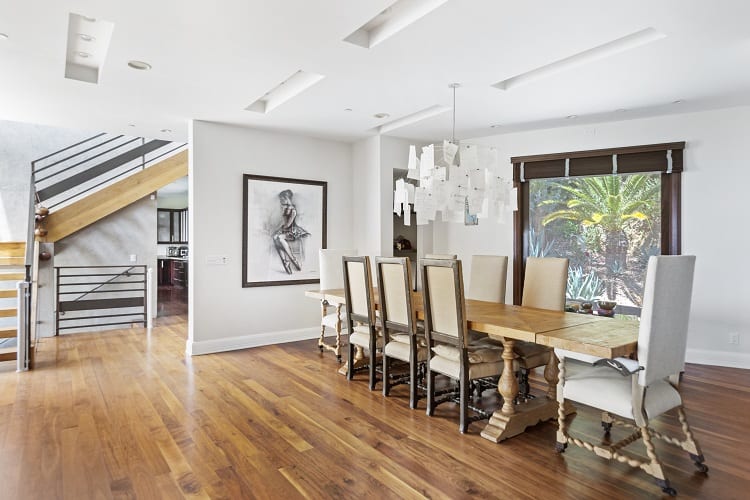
xmin=433 ymin=105 xmax=750 ymax=367
xmin=351 ymin=136 xmax=382 ymax=258
xmin=188 ymin=121 xmax=353 ymax=355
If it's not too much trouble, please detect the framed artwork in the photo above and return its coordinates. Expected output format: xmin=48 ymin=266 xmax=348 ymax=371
xmin=242 ymin=174 xmax=327 ymax=287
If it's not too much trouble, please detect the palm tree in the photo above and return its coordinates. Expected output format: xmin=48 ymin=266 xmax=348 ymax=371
xmin=539 ymin=174 xmax=659 ymax=299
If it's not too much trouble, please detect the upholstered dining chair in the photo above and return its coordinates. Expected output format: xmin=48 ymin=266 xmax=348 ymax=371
xmin=425 ymin=253 xmax=457 ymax=259
xmin=514 ymin=257 xmax=569 ymax=399
xmin=318 ymin=249 xmax=357 ymax=361
xmin=420 ymin=258 xmax=504 ymax=433
xmin=343 ymin=255 xmax=380 ymax=390
xmin=556 ymin=255 xmax=704 ymax=497
xmin=467 ymin=255 xmax=508 ymax=303
xmin=376 ymin=257 xmax=427 ymax=408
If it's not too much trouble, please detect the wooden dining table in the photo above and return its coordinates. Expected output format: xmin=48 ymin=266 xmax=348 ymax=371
xmin=305 ymin=288 xmax=638 ymax=443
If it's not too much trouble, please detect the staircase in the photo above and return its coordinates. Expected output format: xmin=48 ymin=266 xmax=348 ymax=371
xmin=0 ymin=242 xmax=28 ymax=363
xmin=33 ymin=133 xmax=188 ymax=242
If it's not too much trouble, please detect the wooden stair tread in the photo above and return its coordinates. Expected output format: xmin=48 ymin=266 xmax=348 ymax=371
xmin=0 ymin=242 xmax=25 ymax=257
xmin=0 ymin=346 xmax=17 ymax=362
xmin=0 ymin=272 xmax=25 ymax=281
xmin=0 ymin=290 xmax=16 ymax=299
xmin=0 ymin=257 xmax=25 ymax=266
xmin=0 ymin=326 xmax=17 ymax=338
xmin=0 ymin=307 xmax=18 ymax=317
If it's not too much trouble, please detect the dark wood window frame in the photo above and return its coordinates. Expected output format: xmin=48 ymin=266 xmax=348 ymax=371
xmin=511 ymin=142 xmax=684 ymax=305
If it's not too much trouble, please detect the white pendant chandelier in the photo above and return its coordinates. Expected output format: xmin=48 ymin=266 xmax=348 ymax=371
xmin=394 ymin=83 xmax=512 ymax=226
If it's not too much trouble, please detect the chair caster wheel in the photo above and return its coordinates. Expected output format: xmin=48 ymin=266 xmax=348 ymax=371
xmin=555 ymin=442 xmax=567 ymax=453
xmin=662 ymin=486 xmax=677 ymax=496
xmin=694 ymin=462 xmax=709 ymax=473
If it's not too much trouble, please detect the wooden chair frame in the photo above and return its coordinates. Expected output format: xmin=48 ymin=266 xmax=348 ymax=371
xmin=342 ymin=255 xmax=378 ymax=390
xmin=375 ymin=257 xmax=422 ymax=408
xmin=421 ymin=258 xmax=497 ymax=433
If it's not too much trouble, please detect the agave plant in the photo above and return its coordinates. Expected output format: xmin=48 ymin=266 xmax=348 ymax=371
xmin=566 ymin=266 xmax=605 ymax=301
xmin=528 ymin=226 xmax=555 ymax=258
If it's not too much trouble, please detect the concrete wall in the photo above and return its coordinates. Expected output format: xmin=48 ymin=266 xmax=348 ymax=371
xmin=431 ymin=105 xmax=750 ymax=368
xmin=188 ymin=120 xmax=353 ymax=355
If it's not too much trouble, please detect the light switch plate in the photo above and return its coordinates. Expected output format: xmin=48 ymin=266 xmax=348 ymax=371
xmin=206 ymin=255 xmax=228 ymax=265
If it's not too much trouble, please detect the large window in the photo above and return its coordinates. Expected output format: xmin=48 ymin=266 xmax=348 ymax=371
xmin=512 ymin=143 xmax=684 ymax=315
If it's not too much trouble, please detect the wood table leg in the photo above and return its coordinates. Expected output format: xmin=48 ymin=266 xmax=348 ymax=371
xmin=338 ymin=345 xmax=367 ymax=375
xmin=544 ymin=350 xmax=559 ymax=400
xmin=481 ymin=338 xmax=561 ymax=443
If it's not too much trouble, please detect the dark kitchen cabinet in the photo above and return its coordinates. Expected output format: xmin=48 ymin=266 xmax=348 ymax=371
xmin=158 ymin=258 xmax=188 ymax=288
xmin=157 ymin=209 xmax=188 ymax=244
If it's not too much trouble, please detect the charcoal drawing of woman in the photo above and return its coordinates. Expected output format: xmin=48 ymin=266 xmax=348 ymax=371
xmin=273 ymin=189 xmax=310 ymax=274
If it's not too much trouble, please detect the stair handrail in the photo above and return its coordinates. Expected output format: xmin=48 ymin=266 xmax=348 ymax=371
xmin=71 ymin=265 xmax=139 ymax=302
xmin=45 ymin=142 xmax=186 ymax=211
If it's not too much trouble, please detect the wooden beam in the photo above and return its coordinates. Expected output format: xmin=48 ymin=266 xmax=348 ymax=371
xmin=43 ymin=150 xmax=188 ymax=242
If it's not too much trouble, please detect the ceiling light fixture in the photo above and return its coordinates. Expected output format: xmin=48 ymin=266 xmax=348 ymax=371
xmin=373 ymin=112 xmax=390 ymax=119
xmin=0 ymin=33 xmax=8 ymax=40
xmin=160 ymin=128 xmax=172 ymax=133
xmin=493 ymin=27 xmax=666 ymax=91
xmin=394 ymin=83 xmax=510 ymax=227
xmin=566 ymin=115 xmax=578 ymax=119
xmin=616 ymin=108 xmax=627 ymax=112
xmin=78 ymin=33 xmax=95 ymax=42
xmin=672 ymin=100 xmax=683 ymax=104
xmin=490 ymin=124 xmax=503 ymax=128
xmin=344 ymin=0 xmax=450 ymax=49
xmin=344 ymin=108 xmax=353 ymax=112
xmin=76 ymin=51 xmax=91 ymax=58
xmin=128 ymin=60 xmax=152 ymax=70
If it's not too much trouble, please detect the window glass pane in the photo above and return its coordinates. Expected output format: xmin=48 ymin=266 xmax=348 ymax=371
xmin=528 ymin=173 xmax=661 ymax=312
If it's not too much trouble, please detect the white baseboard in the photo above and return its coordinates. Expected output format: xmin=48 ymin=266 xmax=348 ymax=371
xmin=186 ymin=327 xmax=320 ymax=356
xmin=685 ymin=348 xmax=750 ymax=369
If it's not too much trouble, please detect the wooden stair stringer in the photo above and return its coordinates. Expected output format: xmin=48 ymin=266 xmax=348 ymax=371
xmin=42 ymin=149 xmax=188 ymax=242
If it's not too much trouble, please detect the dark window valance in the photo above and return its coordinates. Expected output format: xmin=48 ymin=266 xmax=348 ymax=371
xmin=511 ymin=142 xmax=684 ymax=182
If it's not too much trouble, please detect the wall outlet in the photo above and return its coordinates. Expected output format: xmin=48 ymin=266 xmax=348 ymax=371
xmin=729 ymin=332 xmax=740 ymax=345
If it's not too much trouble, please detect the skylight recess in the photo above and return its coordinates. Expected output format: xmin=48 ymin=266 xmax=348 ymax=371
xmin=245 ymin=70 xmax=325 ymax=114
xmin=377 ymin=105 xmax=451 ymax=134
xmin=64 ymin=13 xmax=114 ymax=84
xmin=492 ymin=27 xmax=666 ymax=91
xmin=344 ymin=0 xmax=450 ymax=49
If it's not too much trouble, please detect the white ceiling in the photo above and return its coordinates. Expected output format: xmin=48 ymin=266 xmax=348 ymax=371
xmin=1 ymin=0 xmax=749 ymax=143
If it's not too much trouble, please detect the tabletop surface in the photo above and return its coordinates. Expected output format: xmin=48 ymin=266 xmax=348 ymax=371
xmin=306 ymin=288 xmax=638 ymax=358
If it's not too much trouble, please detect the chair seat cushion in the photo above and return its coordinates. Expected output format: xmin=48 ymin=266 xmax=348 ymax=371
xmin=384 ymin=340 xmax=428 ymax=362
xmin=350 ymin=328 xmax=383 ymax=349
xmin=554 ymin=348 xmax=601 ymax=365
xmin=431 ymin=344 xmax=503 ymax=364
xmin=390 ymin=333 xmax=427 ymax=347
xmin=429 ymin=354 xmax=503 ymax=380
xmin=322 ymin=312 xmax=348 ymax=330
xmin=563 ymin=363 xmax=682 ymax=420
xmin=513 ymin=341 xmax=551 ymax=369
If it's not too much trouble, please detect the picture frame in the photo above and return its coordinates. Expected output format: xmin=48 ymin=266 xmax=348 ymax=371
xmin=242 ymin=174 xmax=327 ymax=287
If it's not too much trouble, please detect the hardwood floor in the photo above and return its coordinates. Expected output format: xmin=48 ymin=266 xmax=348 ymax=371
xmin=1 ymin=319 xmax=748 ymax=499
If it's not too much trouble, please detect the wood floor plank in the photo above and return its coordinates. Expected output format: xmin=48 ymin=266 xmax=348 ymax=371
xmin=1 ymin=316 xmax=749 ymax=499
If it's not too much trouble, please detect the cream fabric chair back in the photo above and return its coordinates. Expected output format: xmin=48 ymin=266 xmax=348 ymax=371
xmin=468 ymin=255 xmax=508 ymax=303
xmin=343 ymin=256 xmax=374 ymax=322
xmin=421 ymin=258 xmax=467 ymax=346
xmin=425 ymin=253 xmax=457 ymax=260
xmin=522 ymin=257 xmax=569 ymax=311
xmin=319 ymin=249 xmax=357 ymax=290
xmin=376 ymin=257 xmax=412 ymax=328
xmin=638 ymin=255 xmax=696 ymax=386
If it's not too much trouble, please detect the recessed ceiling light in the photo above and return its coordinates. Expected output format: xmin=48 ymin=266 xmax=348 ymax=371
xmin=672 ymin=100 xmax=683 ymax=104
xmin=128 ymin=60 xmax=152 ymax=70
xmin=76 ymin=51 xmax=91 ymax=58
xmin=128 ymin=123 xmax=136 ymax=127
xmin=344 ymin=108 xmax=353 ymax=112
xmin=566 ymin=115 xmax=578 ymax=119
xmin=374 ymin=113 xmax=390 ymax=119
xmin=160 ymin=128 xmax=172 ymax=133
xmin=78 ymin=33 xmax=95 ymax=42
xmin=490 ymin=124 xmax=503 ymax=128
xmin=616 ymin=108 xmax=627 ymax=112
xmin=0 ymin=33 xmax=8 ymax=40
